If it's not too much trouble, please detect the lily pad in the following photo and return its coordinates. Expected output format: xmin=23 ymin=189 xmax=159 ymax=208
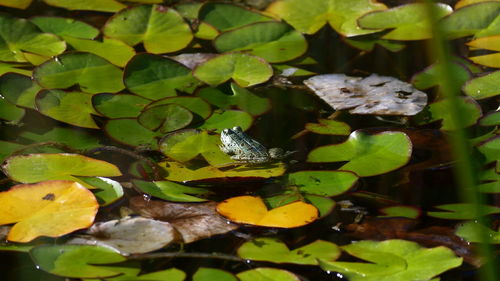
xmin=427 ymin=203 xmax=500 ymax=219
xmin=455 ymin=221 xmax=500 ymax=244
xmin=237 ymin=237 xmax=340 ymax=265
xmin=193 ymin=53 xmax=273 ymax=87
xmin=305 ymin=119 xmax=351 ymax=135
xmin=34 ymin=52 xmax=124 ymax=94
xmin=0 ymin=0 xmax=32 ymax=9
xmin=287 ymin=170 xmax=358 ymax=196
xmin=378 ymin=205 xmax=421 ymax=219
xmin=319 ymin=239 xmax=462 ymax=281
xmin=138 ymin=104 xmax=193 ymax=134
xmin=104 ymin=118 xmax=163 ymax=148
xmin=124 ymin=53 xmax=200 ymax=100
xmin=411 ymin=61 xmax=472 ymax=91
xmin=19 ymin=127 xmax=101 ymax=150
xmin=30 ymin=244 xmax=127 ymax=278
xmin=193 ymin=268 xmax=237 ymax=281
xmin=146 ymin=96 xmax=212 ymax=120
xmin=0 ymin=141 xmax=23 ymax=163
xmin=237 ymin=268 xmax=300 ymax=281
xmin=307 ymin=131 xmax=412 ymax=177
xmin=344 ymin=37 xmax=405 ymax=52
xmin=267 ymin=0 xmax=387 ymax=36
xmin=92 ymin=93 xmax=150 ymax=119
xmin=463 ymin=71 xmax=500 ymax=100
xmin=133 ymin=179 xmax=210 ymax=202
xmin=75 ymin=176 xmax=124 ymax=206
xmin=480 ymin=111 xmax=500 ymax=126
xmin=415 ymin=97 xmax=482 ymax=130
xmin=63 ymin=37 xmax=136 ymax=67
xmin=36 ymin=89 xmax=100 ymax=129
xmin=358 ymin=3 xmax=452 ymax=40
xmin=0 ymin=14 xmax=65 ymax=62
xmin=0 ymin=73 xmax=41 ymax=109
xmin=304 ymin=74 xmax=427 ymax=116
xmin=214 ymin=21 xmax=307 ymax=63
xmin=477 ymin=135 xmax=499 ymax=164
xmin=2 ymin=153 xmax=122 ymax=184
xmin=0 ymin=180 xmax=98 ymax=242
xmin=440 ymin=1 xmax=500 ymax=39
xmin=0 ymin=99 xmax=24 ymax=122
xmin=30 ymin=16 xmax=99 ymax=39
xmin=0 ymin=62 xmax=32 ymax=76
xmin=103 ymin=5 xmax=193 ymax=54
xmin=198 ymin=110 xmax=253 ymax=133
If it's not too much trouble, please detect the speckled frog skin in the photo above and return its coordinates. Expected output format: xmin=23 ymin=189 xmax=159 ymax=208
xmin=219 ymin=126 xmax=288 ymax=164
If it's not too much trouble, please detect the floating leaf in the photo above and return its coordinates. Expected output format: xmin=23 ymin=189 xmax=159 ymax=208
xmin=76 ymin=177 xmax=124 ymax=206
xmin=456 ymin=0 xmax=500 ymax=9
xmin=100 ymin=268 xmax=186 ymax=281
xmin=305 ymin=119 xmax=351 ymax=135
xmin=467 ymin=36 xmax=500 ymax=68
xmin=193 ymin=268 xmax=237 ymax=281
xmin=237 ymin=268 xmax=300 ymax=281
xmin=379 ymin=205 xmax=421 ymax=219
xmin=197 ymin=84 xmax=271 ymax=116
xmin=267 ymin=0 xmax=387 ymax=36
xmin=358 ymin=3 xmax=452 ymax=40
xmin=2 ymin=153 xmax=122 ymax=184
xmin=411 ymin=61 xmax=471 ymax=90
xmin=0 ymin=14 xmax=65 ymax=62
xmin=216 ymin=196 xmax=318 ymax=228
xmin=30 ymin=244 xmax=127 ymax=278
xmin=463 ymin=71 xmax=500 ymax=100
xmin=124 ymin=53 xmax=200 ymax=100
xmin=198 ymin=110 xmax=253 ymax=132
xmin=0 ymin=0 xmax=32 ymax=9
xmin=36 ymin=89 xmax=100 ymax=129
xmin=477 ymin=135 xmax=499 ymax=164
xmin=0 ymin=73 xmax=41 ymax=109
xmin=31 ymin=17 xmax=99 ymax=39
xmin=304 ymin=74 xmax=427 ymax=116
xmin=308 ymin=131 xmax=412 ymax=177
xmin=344 ymin=37 xmax=405 ymax=52
xmin=43 ymin=0 xmax=126 ymax=12
xmin=133 ymin=179 xmax=210 ymax=202
xmin=440 ymin=1 xmax=500 ymax=39
xmin=147 ymin=96 xmax=212 ymax=120
xmin=130 ymin=197 xmax=238 ymax=243
xmin=103 ymin=5 xmax=193 ymax=54
xmin=287 ymin=170 xmax=358 ymax=196
xmin=63 ymin=37 xmax=136 ymax=67
xmin=138 ymin=104 xmax=193 ymax=134
xmin=0 ymin=62 xmax=32 ymax=76
xmin=193 ymin=53 xmax=273 ymax=87
xmin=415 ymin=97 xmax=482 ymax=130
xmin=455 ymin=221 xmax=500 ymax=244
xmin=427 ymin=203 xmax=500 ymax=219
xmin=214 ymin=21 xmax=307 ymax=63
xmin=34 ymin=52 xmax=124 ymax=94
xmin=69 ymin=217 xmax=176 ymax=254
xmin=93 ymin=93 xmax=150 ymax=119
xmin=0 ymin=99 xmax=24 ymax=122
xmin=0 ymin=181 xmax=98 ymax=242
xmin=20 ymin=127 xmax=101 ymax=150
xmin=104 ymin=118 xmax=162 ymax=148
xmin=237 ymin=237 xmax=340 ymax=265
xmin=0 ymin=141 xmax=23 ymax=163
xmin=320 ymin=239 xmax=462 ymax=281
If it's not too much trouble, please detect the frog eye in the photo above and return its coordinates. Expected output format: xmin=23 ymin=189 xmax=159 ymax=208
xmin=232 ymin=126 xmax=242 ymax=132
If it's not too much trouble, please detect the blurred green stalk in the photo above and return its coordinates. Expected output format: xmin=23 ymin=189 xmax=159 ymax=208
xmin=423 ymin=1 xmax=497 ymax=280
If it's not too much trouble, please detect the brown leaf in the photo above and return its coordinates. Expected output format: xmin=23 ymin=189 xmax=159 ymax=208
xmin=129 ymin=196 xmax=238 ymax=243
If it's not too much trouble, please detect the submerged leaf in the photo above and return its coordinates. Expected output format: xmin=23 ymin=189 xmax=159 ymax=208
xmin=0 ymin=181 xmax=98 ymax=242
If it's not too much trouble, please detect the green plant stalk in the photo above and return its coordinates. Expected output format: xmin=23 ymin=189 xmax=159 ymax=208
xmin=423 ymin=1 xmax=497 ymax=280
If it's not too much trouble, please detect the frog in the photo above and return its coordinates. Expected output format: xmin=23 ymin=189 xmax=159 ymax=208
xmin=219 ymin=126 xmax=293 ymax=164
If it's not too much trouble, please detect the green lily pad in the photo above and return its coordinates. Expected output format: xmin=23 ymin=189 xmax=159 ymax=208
xmin=287 ymin=170 xmax=358 ymax=196
xmin=104 ymin=118 xmax=162 ymax=148
xmin=214 ymin=21 xmax=307 ymax=63
xmin=124 ymin=53 xmax=200 ymax=100
xmin=480 ymin=111 xmax=500 ymax=126
xmin=2 ymin=153 xmax=122 ymax=184
xmin=0 ymin=62 xmax=32 ymax=76
xmin=273 ymin=64 xmax=316 ymax=76
xmin=43 ymin=0 xmax=126 ymax=12
xmin=0 ymin=0 xmax=32 ymax=9
xmin=263 ymin=192 xmax=336 ymax=218
xmin=198 ymin=110 xmax=253 ymax=133
xmin=76 ymin=176 xmax=124 ymax=206
xmin=455 ymin=221 xmax=500 ymax=244
xmin=237 ymin=237 xmax=340 ymax=265
xmin=0 ymin=141 xmax=23 ymax=163
xmin=193 ymin=53 xmax=273 ymax=87
xmin=440 ymin=1 xmax=500 ymax=39
xmin=477 ymin=135 xmax=499 ymax=164
xmin=0 ymin=14 xmax=65 ymax=62
xmin=427 ymin=203 xmax=500 ymax=219
xmin=160 ymin=160 xmax=286 ymax=182
xmin=197 ymin=84 xmax=271 ymax=116
xmin=63 ymin=37 xmax=135 ymax=67
xmin=344 ymin=37 xmax=405 ymax=52
xmin=415 ymin=97 xmax=482 ymax=130
xmin=133 ymin=179 xmax=210 ymax=202
xmin=147 ymin=96 xmax=212 ymax=120
xmin=307 ymin=131 xmax=412 ymax=177
xmin=463 ymin=71 xmax=500 ymax=100
xmin=103 ymin=4 xmax=193 ymax=54
xmin=30 ymin=245 xmax=126 ymax=278
xmin=36 ymin=89 xmax=100 ymax=129
xmin=358 ymin=3 xmax=452 ymax=40
xmin=93 ymin=93 xmax=150 ymax=119
xmin=199 ymin=3 xmax=273 ymax=33
xmin=193 ymin=268 xmax=237 ymax=281
xmin=30 ymin=17 xmax=99 ymax=39
xmin=19 ymin=126 xmax=101 ymax=150
xmin=159 ymin=129 xmax=232 ymax=166
xmin=92 ymin=268 xmax=186 ymax=281
xmin=138 ymin=104 xmax=193 ymax=134
xmin=0 ymin=99 xmax=24 ymax=122
xmin=34 ymin=52 xmax=124 ymax=94
xmin=0 ymin=73 xmax=41 ymax=109
xmin=268 ymin=0 xmax=387 ymax=36
xmin=237 ymin=268 xmax=299 ymax=281
xmin=378 ymin=205 xmax=421 ymax=218
xmin=305 ymin=119 xmax=351 ymax=135
xmin=319 ymin=239 xmax=462 ymax=281
xmin=412 ymin=61 xmax=471 ymax=90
